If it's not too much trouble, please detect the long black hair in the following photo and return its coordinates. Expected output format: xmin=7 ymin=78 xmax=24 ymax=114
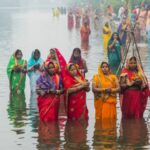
xmin=109 ymin=32 xmax=122 ymax=45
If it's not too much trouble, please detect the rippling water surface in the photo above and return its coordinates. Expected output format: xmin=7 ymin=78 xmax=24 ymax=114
xmin=0 ymin=5 xmax=150 ymax=150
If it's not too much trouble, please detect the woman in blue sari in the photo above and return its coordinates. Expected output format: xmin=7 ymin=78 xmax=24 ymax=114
xmin=108 ymin=32 xmax=122 ymax=74
xmin=28 ymin=49 xmax=43 ymax=93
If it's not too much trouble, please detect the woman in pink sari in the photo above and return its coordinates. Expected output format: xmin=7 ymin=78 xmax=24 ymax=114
xmin=63 ymin=63 xmax=90 ymax=120
xmin=36 ymin=62 xmax=64 ymax=121
xmin=120 ymin=56 xmax=149 ymax=119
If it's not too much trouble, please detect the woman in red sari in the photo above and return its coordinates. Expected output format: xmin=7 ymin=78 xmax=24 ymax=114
xmin=36 ymin=62 xmax=64 ymax=121
xmin=68 ymin=11 xmax=74 ymax=30
xmin=45 ymin=48 xmax=67 ymax=116
xmin=120 ymin=56 xmax=149 ymax=119
xmin=80 ymin=21 xmax=91 ymax=50
xmin=63 ymin=63 xmax=90 ymax=120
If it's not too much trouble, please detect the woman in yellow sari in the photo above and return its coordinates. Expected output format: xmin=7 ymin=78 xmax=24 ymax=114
xmin=92 ymin=62 xmax=120 ymax=120
xmin=103 ymin=22 xmax=112 ymax=52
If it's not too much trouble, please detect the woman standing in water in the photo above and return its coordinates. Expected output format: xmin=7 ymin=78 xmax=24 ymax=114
xmin=7 ymin=49 xmax=27 ymax=94
xmin=63 ymin=63 xmax=90 ymax=120
xmin=92 ymin=62 xmax=120 ymax=120
xmin=27 ymin=49 xmax=43 ymax=93
xmin=67 ymin=10 xmax=74 ymax=30
xmin=108 ymin=32 xmax=122 ymax=74
xmin=69 ymin=48 xmax=88 ymax=76
xmin=103 ymin=22 xmax=112 ymax=53
xmin=120 ymin=56 xmax=149 ymax=119
xmin=36 ymin=62 xmax=64 ymax=121
xmin=80 ymin=21 xmax=91 ymax=50
xmin=46 ymin=48 xmax=67 ymax=117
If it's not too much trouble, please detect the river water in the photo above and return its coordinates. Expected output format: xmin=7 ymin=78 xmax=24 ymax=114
xmin=0 ymin=5 xmax=150 ymax=150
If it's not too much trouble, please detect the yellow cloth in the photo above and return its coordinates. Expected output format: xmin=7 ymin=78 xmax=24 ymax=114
xmin=103 ymin=25 xmax=112 ymax=52
xmin=93 ymin=65 xmax=118 ymax=120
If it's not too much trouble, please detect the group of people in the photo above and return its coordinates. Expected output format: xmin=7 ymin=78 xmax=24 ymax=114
xmin=7 ymin=47 xmax=150 ymax=123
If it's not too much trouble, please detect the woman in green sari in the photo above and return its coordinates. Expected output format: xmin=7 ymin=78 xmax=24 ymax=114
xmin=7 ymin=49 xmax=27 ymax=94
xmin=108 ymin=32 xmax=122 ymax=74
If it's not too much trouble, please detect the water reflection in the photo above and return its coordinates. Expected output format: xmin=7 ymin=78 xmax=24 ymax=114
xmin=37 ymin=121 xmax=60 ymax=150
xmin=92 ymin=119 xmax=117 ymax=150
xmin=64 ymin=120 xmax=89 ymax=150
xmin=7 ymin=92 xmax=27 ymax=132
xmin=29 ymin=92 xmax=38 ymax=133
xmin=119 ymin=119 xmax=149 ymax=149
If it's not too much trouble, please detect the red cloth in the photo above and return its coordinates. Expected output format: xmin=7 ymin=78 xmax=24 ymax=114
xmin=45 ymin=48 xmax=67 ymax=117
xmin=46 ymin=48 xmax=67 ymax=72
xmin=68 ymin=14 xmax=74 ymax=29
xmin=121 ymin=68 xmax=149 ymax=119
xmin=63 ymin=67 xmax=88 ymax=120
xmin=37 ymin=75 xmax=60 ymax=121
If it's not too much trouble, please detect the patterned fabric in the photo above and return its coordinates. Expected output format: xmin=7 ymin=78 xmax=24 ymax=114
xmin=7 ymin=52 xmax=26 ymax=94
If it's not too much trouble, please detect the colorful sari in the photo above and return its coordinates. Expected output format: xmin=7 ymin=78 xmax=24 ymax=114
xmin=46 ymin=48 xmax=67 ymax=73
xmin=103 ymin=24 xmax=112 ymax=52
xmin=80 ymin=25 xmax=91 ymax=50
xmin=120 ymin=64 xmax=149 ymax=119
xmin=27 ymin=51 xmax=43 ymax=93
xmin=92 ymin=65 xmax=118 ymax=120
xmin=63 ymin=64 xmax=88 ymax=120
xmin=7 ymin=53 xmax=27 ymax=94
xmin=108 ymin=35 xmax=121 ymax=74
xmin=46 ymin=48 xmax=67 ymax=116
xmin=36 ymin=71 xmax=63 ymax=121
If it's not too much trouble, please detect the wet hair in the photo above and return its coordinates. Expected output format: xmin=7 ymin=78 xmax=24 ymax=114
xmin=34 ymin=49 xmax=40 ymax=55
xmin=100 ymin=61 xmax=109 ymax=68
xmin=129 ymin=56 xmax=137 ymax=62
xmin=73 ymin=48 xmax=81 ymax=55
xmin=110 ymin=32 xmax=122 ymax=45
xmin=50 ymin=48 xmax=55 ymax=54
xmin=14 ymin=49 xmax=22 ymax=57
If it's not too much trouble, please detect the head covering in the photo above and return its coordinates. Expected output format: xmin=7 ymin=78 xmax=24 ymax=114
xmin=28 ymin=50 xmax=42 ymax=68
xmin=46 ymin=48 xmax=67 ymax=72
xmin=63 ymin=63 xmax=85 ymax=89
xmin=27 ymin=50 xmax=43 ymax=77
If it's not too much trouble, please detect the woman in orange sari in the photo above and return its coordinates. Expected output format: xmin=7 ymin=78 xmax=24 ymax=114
xmin=80 ymin=21 xmax=91 ymax=50
xmin=36 ymin=62 xmax=64 ymax=121
xmin=92 ymin=62 xmax=120 ymax=120
xmin=63 ymin=63 xmax=90 ymax=120
xmin=120 ymin=56 xmax=149 ymax=119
